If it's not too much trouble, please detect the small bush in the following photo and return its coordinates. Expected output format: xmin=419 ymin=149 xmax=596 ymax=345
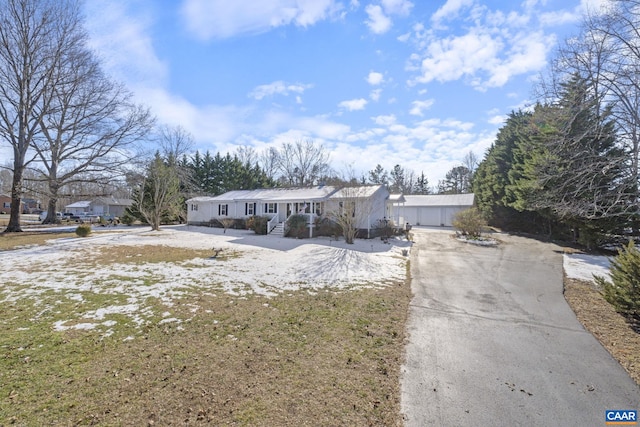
xmin=286 ymin=214 xmax=308 ymax=239
xmin=120 ymin=213 xmax=135 ymax=226
xmin=595 ymin=240 xmax=640 ymax=327
xmin=452 ymin=207 xmax=486 ymax=238
xmin=219 ymin=218 xmax=235 ymax=233
xmin=372 ymin=218 xmax=396 ymax=239
xmin=75 ymin=224 xmax=92 ymax=237
xmin=249 ymin=216 xmax=269 ymax=235
xmin=314 ymin=217 xmax=341 ymax=237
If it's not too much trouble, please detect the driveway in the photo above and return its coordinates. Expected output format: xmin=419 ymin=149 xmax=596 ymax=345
xmin=401 ymin=228 xmax=640 ymax=426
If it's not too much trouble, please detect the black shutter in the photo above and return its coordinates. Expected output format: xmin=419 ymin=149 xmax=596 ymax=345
xmin=218 ymin=204 xmax=221 ymax=215
xmin=264 ymin=203 xmax=267 ymax=213
xmin=245 ymin=203 xmax=248 ymax=215
xmin=274 ymin=204 xmax=278 ymax=213
xmin=253 ymin=203 xmax=256 ymax=215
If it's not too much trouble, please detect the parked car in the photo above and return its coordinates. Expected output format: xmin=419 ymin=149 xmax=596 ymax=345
xmin=39 ymin=211 xmax=63 ymax=222
xmin=74 ymin=213 xmax=101 ymax=223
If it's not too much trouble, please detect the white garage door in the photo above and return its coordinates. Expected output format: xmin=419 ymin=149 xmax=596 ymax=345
xmin=418 ymin=208 xmax=442 ymax=226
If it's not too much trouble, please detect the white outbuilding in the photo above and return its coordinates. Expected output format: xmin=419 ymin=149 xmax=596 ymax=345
xmin=400 ymin=193 xmax=475 ymax=227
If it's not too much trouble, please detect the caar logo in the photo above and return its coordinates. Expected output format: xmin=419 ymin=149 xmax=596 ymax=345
xmin=606 ymin=410 xmax=637 ymax=425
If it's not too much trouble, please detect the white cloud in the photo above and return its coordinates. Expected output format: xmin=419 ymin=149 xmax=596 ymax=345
xmin=408 ymin=5 xmax=555 ymax=91
xmin=339 ymin=98 xmax=368 ymax=111
xmin=84 ymin=1 xmax=168 ymax=88
xmin=381 ymin=0 xmax=413 ymax=16
xmin=370 ymin=89 xmax=382 ymax=101
xmin=431 ymin=0 xmax=474 ymax=24
xmin=366 ymin=71 xmax=385 ymax=85
xmin=249 ymin=81 xmax=313 ymax=100
xmin=364 ymin=0 xmax=413 ymax=34
xmin=409 ymin=99 xmax=435 ymax=116
xmin=365 ymin=4 xmax=392 ymax=34
xmin=180 ymin=0 xmax=344 ymax=40
xmin=372 ymin=114 xmax=396 ymax=125
xmin=488 ymin=114 xmax=507 ymax=125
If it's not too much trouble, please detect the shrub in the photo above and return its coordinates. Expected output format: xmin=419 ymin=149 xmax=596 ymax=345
xmin=75 ymin=223 xmax=92 ymax=237
xmin=249 ymin=216 xmax=269 ymax=235
xmin=219 ymin=217 xmax=235 ymax=233
xmin=452 ymin=207 xmax=486 ymax=238
xmin=314 ymin=217 xmax=341 ymax=237
xmin=372 ymin=218 xmax=396 ymax=240
xmin=120 ymin=213 xmax=135 ymax=226
xmin=595 ymin=240 xmax=640 ymax=326
xmin=286 ymin=214 xmax=308 ymax=239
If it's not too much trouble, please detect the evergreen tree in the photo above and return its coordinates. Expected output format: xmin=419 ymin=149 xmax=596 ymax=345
xmin=438 ymin=166 xmax=472 ymax=194
xmin=389 ymin=164 xmax=406 ymax=193
xmin=596 ymin=240 xmax=640 ymax=327
xmin=368 ymin=164 xmax=389 ymax=187
xmin=506 ymin=75 xmax=624 ymax=239
xmin=413 ymin=172 xmax=431 ymax=195
xmin=473 ymin=110 xmax=542 ymax=230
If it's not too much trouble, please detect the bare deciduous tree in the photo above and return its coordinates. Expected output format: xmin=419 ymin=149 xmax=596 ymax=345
xmin=327 ymin=186 xmax=377 ymax=244
xmin=235 ymin=145 xmax=258 ymax=167
xmin=133 ymin=153 xmax=181 ymax=231
xmin=277 ymin=139 xmax=329 ymax=186
xmin=32 ymin=49 xmax=153 ymax=223
xmin=0 ymin=0 xmax=83 ymax=231
xmin=259 ymin=147 xmax=280 ymax=181
xmin=540 ymin=0 xmax=640 ymax=218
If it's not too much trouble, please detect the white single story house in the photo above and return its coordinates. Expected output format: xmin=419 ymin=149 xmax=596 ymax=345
xmin=65 ymin=197 xmax=133 ymax=218
xmin=186 ymin=185 xmax=401 ymax=235
xmin=394 ymin=193 xmax=475 ymax=227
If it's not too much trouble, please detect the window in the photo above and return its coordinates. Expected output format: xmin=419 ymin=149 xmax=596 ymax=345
xmin=219 ymin=204 xmax=228 ymax=216
xmin=246 ymin=203 xmax=254 ymax=215
xmin=191 ymin=204 xmax=198 ymax=211
xmin=266 ymin=203 xmax=277 ymax=214
xmin=3 ymin=202 xmax=9 ymax=208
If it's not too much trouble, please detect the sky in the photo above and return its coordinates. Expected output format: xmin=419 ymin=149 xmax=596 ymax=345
xmin=6 ymin=0 xmax=609 ymax=188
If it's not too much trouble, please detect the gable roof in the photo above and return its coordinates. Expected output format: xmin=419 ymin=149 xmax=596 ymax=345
xmin=388 ymin=194 xmax=406 ymax=203
xmin=329 ymin=185 xmax=386 ymax=199
xmin=65 ymin=200 xmax=92 ymax=209
xmin=403 ymin=193 xmax=475 ymax=207
xmin=188 ymin=186 xmax=339 ymax=203
xmin=94 ymin=197 xmax=133 ymax=206
xmin=187 ymin=185 xmax=391 ymax=204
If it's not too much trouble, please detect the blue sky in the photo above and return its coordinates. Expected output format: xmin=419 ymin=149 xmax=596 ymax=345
xmin=81 ymin=0 xmax=603 ymax=185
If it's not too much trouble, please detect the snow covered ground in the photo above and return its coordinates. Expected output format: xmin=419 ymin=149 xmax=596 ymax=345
xmin=1 ymin=225 xmax=410 ymax=335
xmin=563 ymin=252 xmax=611 ymax=282
xmin=3 ymin=224 xmax=613 ymax=337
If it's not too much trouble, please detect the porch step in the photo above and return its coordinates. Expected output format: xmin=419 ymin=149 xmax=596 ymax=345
xmin=270 ymin=222 xmax=285 ymax=236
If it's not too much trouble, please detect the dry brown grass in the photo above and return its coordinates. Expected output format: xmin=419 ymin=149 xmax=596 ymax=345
xmin=0 ymin=234 xmax=411 ymax=426
xmin=564 ymin=277 xmax=640 ymax=385
xmin=0 ymin=231 xmax=77 ymax=251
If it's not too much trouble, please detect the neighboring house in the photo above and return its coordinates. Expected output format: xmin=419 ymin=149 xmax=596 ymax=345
xmin=186 ymin=185 xmax=400 ymax=236
xmin=0 ymin=194 xmax=25 ymax=214
xmin=393 ymin=193 xmax=475 ymax=227
xmin=65 ymin=197 xmax=133 ymax=217
xmin=22 ymin=198 xmax=41 ymax=214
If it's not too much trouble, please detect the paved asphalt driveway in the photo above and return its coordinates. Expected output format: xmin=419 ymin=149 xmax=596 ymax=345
xmin=401 ymin=228 xmax=640 ymax=426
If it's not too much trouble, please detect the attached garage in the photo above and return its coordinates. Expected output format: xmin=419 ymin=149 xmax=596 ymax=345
xmin=402 ymin=194 xmax=475 ymax=227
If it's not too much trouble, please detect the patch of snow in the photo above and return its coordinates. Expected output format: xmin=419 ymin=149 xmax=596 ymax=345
xmin=563 ymin=253 xmax=611 ymax=282
xmin=3 ymin=225 xmax=409 ymax=335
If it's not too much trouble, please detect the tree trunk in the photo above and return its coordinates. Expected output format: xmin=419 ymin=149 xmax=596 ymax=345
xmin=4 ymin=163 xmax=24 ymax=232
xmin=43 ymin=180 xmax=60 ymax=224
xmin=44 ymin=198 xmax=59 ymax=224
